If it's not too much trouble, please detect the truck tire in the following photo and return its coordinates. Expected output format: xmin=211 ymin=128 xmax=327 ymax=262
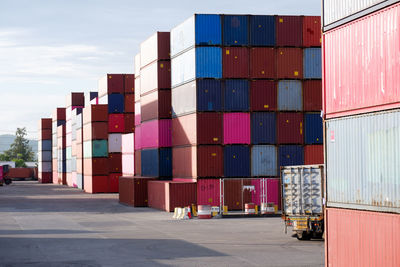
xmin=5 ymin=179 xmax=12 ymax=185
xmin=313 ymin=232 xmax=324 ymax=239
xmin=296 ymin=231 xmax=312 ymax=240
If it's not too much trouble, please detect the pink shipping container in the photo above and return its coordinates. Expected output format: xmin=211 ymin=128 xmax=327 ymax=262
xmin=140 ymin=119 xmax=172 ymax=148
xmin=122 ymin=133 xmax=134 ymax=154
xmin=323 ymin=3 xmax=400 ymax=118
xmin=250 ymin=178 xmax=280 ymax=210
xmin=325 ymin=207 xmax=400 ymax=267
xmin=223 ymin=113 xmax=250 ymax=144
xmin=134 ymin=126 xmax=142 ymax=150
xmin=135 ymin=101 xmax=141 ymax=126
xmin=197 ymin=179 xmax=221 ymax=207
xmin=122 ymin=154 xmax=134 ymax=176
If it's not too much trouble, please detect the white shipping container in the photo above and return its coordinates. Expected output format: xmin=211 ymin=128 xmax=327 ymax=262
xmin=171 ymin=48 xmax=195 ymax=88
xmin=108 ymin=133 xmax=122 ymax=153
xmin=171 ymin=80 xmax=196 ymax=117
xmin=134 ymin=77 xmax=141 ymax=102
xmin=97 ymin=75 xmax=108 ymax=97
xmin=140 ymin=61 xmax=158 ymax=96
xmin=135 ymin=53 xmax=141 ymax=77
xmin=140 ymin=33 xmax=158 ymax=68
xmin=171 ymin=15 xmax=195 ymax=57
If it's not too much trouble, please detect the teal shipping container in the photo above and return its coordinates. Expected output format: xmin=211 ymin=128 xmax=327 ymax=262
xmin=83 ymin=140 xmax=108 ymax=158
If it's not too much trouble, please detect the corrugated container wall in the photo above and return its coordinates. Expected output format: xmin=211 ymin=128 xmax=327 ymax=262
xmin=250 ymin=80 xmax=277 ymax=111
xmin=249 ymin=15 xmax=275 ymax=46
xmin=251 ymin=145 xmax=278 ymax=176
xmin=276 ymin=16 xmax=303 ymax=47
xmin=224 ymin=145 xmax=250 ymax=177
xmin=224 ymin=80 xmax=249 ymax=111
xmin=277 ymin=80 xmax=303 ymax=111
xmin=303 ymin=48 xmax=321 ymax=79
xmin=223 ymin=15 xmax=249 ymax=46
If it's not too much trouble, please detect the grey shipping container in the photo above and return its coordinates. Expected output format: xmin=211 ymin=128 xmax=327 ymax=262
xmin=326 ymin=109 xmax=400 ymax=213
xmin=277 ymin=80 xmax=303 ymax=111
xmin=251 ymin=145 xmax=278 ymax=176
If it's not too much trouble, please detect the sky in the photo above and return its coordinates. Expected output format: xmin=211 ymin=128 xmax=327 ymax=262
xmin=0 ymin=0 xmax=321 ymax=139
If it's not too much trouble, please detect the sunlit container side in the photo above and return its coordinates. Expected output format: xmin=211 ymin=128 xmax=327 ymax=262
xmin=224 ymin=145 xmax=250 ymax=177
xmin=224 ymin=80 xmax=249 ymax=111
xmin=276 ymin=16 xmax=303 ymax=47
xmin=249 ymin=47 xmax=276 ymax=79
xmin=251 ymin=112 xmax=276 ymax=144
xmin=171 ymin=81 xmax=196 ymax=117
xmin=326 ymin=110 xmax=400 ymax=213
xmin=122 ymin=133 xmax=134 ymax=154
xmin=304 ymin=145 xmax=324 ymax=165
xmin=250 ymin=80 xmax=277 ymax=111
xmin=171 ymin=47 xmax=222 ymax=88
xmin=223 ymin=15 xmax=249 ymax=46
xmin=277 ymin=80 xmax=303 ymax=111
xmin=197 ymin=179 xmax=221 ymax=206
xmin=140 ymin=32 xmax=170 ymax=69
xmin=134 ymin=77 xmax=141 ymax=103
xmin=277 ymin=113 xmax=303 ymax=144
xmin=304 ymin=113 xmax=323 ymax=144
xmin=170 ymin=14 xmax=222 ymax=57
xmin=172 ymin=113 xmax=197 ymax=146
xmin=140 ymin=119 xmax=171 ymax=149
xmin=249 ymin=15 xmax=275 ymax=46
xmin=197 ymin=79 xmax=222 ymax=112
xmin=134 ymin=101 xmax=141 ymax=126
xmin=303 ymin=16 xmax=321 ymax=47
xmin=108 ymin=94 xmax=124 ymax=114
xmin=140 ymin=90 xmax=171 ymax=122
xmin=141 ymin=148 xmax=172 ymax=177
xmin=303 ymin=80 xmax=322 ymax=111
xmin=122 ymin=154 xmax=134 ymax=176
xmin=325 ymin=208 xmax=400 ymax=267
xmin=276 ymin=48 xmax=303 ymax=79
xmin=135 ymin=150 xmax=141 ymax=176
xmin=84 ymin=175 xmax=108 ymax=194
xmin=172 ymin=146 xmax=197 ymax=178
xmin=278 ymin=145 xmax=304 ymax=167
xmin=140 ymin=61 xmax=171 ymax=96
xmin=223 ymin=113 xmax=250 ymax=144
xmin=197 ymin=145 xmax=223 ymax=177
xmin=324 ymin=3 xmax=400 ymax=118
xmin=303 ymin=48 xmax=321 ymax=79
xmin=97 ymin=74 xmax=124 ymax=97
xmin=222 ymin=47 xmax=249 ymax=78
xmin=251 ymin=145 xmax=278 ymax=176
xmin=134 ymin=126 xmax=142 ymax=150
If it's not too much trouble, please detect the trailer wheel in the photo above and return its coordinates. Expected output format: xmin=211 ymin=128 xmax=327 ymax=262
xmin=296 ymin=231 xmax=312 ymax=240
xmin=313 ymin=232 xmax=324 ymax=239
xmin=4 ymin=179 xmax=12 ymax=185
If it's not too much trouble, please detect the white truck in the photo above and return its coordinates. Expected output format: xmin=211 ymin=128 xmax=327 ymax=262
xmin=281 ymin=165 xmax=324 ymax=240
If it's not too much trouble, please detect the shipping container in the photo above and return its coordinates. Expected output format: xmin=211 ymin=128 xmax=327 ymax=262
xmin=140 ymin=60 xmax=171 ymax=95
xmin=39 ymin=118 xmax=52 ymax=130
xmin=223 ymin=15 xmax=249 ymax=46
xmin=108 ymin=153 xmax=122 ymax=173
xmin=326 ymin=110 xmax=400 ymax=213
xmin=108 ymin=173 xmax=120 ymax=193
xmin=108 ymin=94 xmax=125 ymax=114
xmin=277 ymin=113 xmax=303 ymax=144
xmin=276 ymin=48 xmax=303 ymax=79
xmin=276 ymin=16 xmax=303 ymax=47
xmin=278 ymin=80 xmax=302 ymax=111
xmin=222 ymin=47 xmax=249 ymax=78
xmin=251 ymin=112 xmax=276 ymax=144
xmin=303 ymin=48 xmax=321 ymax=79
xmin=84 ymin=175 xmax=108 ymax=193
xmin=83 ymin=158 xmax=109 ymax=175
xmin=250 ymin=80 xmax=277 ymax=111
xmin=83 ymin=105 xmax=108 ymax=124
xmin=251 ymin=145 xmax=278 ymax=176
xmin=141 ymin=119 xmax=172 ymax=149
xmin=124 ymin=94 xmax=134 ymax=113
xmin=249 ymin=15 xmax=275 ymax=46
xmin=223 ymin=113 xmax=250 ymax=144
xmin=304 ymin=145 xmax=324 ymax=165
xmin=108 ymin=114 xmax=125 ymax=133
xmin=135 ymin=76 xmax=141 ymax=102
xmin=135 ymin=150 xmax=141 ymax=176
xmin=197 ymin=79 xmax=222 ymax=112
xmin=121 ymin=133 xmax=134 ymax=154
xmin=249 ymin=47 xmax=276 ymax=78
xmin=197 ymin=178 xmax=221 ymax=206
xmin=223 ymin=179 xmax=251 ymax=210
xmin=119 ymin=176 xmax=156 ymax=207
xmin=98 ymin=74 xmax=124 ymax=97
xmin=38 ymin=140 xmax=52 ymax=151
xmin=304 ymin=113 xmax=323 ymax=144
xmin=134 ymin=126 xmax=142 ymax=150
xmin=197 ymin=145 xmax=223 ymax=177
xmin=122 ymin=154 xmax=134 ymax=176
xmin=135 ymin=101 xmax=141 ymax=126
xmin=278 ymin=145 xmax=304 ymax=166
xmin=140 ymin=90 xmax=171 ymax=122
xmin=124 ymin=74 xmax=135 ymax=94
xmin=323 ymin=3 xmax=400 ymax=118
xmin=140 ymin=32 xmax=170 ymax=68
xmin=83 ymin=140 xmax=108 ymax=158
xmin=171 ymin=80 xmax=197 ymax=116
xmin=123 ymin=113 xmax=135 ymax=134
xmin=250 ymin=178 xmax=281 ymax=209
xmin=83 ymin=122 xmax=108 ymax=141
xmin=303 ymin=16 xmax=321 ymax=47
xmin=224 ymin=145 xmax=250 ymax=177
xmin=303 ymin=80 xmax=322 ymax=111
xmin=172 ymin=146 xmax=197 ymax=178
xmin=141 ymin=148 xmax=172 ymax=177
xmin=325 ymin=207 xmax=400 ymax=267
xmin=223 ymin=79 xmax=249 ymax=112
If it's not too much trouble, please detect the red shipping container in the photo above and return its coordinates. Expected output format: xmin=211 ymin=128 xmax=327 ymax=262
xmin=124 ymin=113 xmax=135 ymax=134
xmin=39 ymin=118 xmax=52 ymax=130
xmin=173 ymin=146 xmax=197 ymax=178
xmin=276 ymin=48 xmax=303 ymax=79
xmin=303 ymin=80 xmax=322 ymax=111
xmin=109 ymin=153 xmax=122 ymax=173
xmin=119 ymin=176 xmax=156 ymax=207
xmin=40 ymin=129 xmax=52 ymax=140
xmin=83 ymin=122 xmax=108 ymax=141
xmin=147 ymin=181 xmax=197 ymax=212
xmin=109 ymin=173 xmax=121 ymax=193
xmin=304 ymin=145 xmax=323 ymax=165
xmin=99 ymin=74 xmax=124 ymax=96
xmin=140 ymin=90 xmax=171 ymax=122
xmin=124 ymin=74 xmax=135 ymax=94
xmin=249 ymin=47 xmax=276 ymax=78
xmin=277 ymin=113 xmax=303 ymax=144
xmin=140 ymin=32 xmax=170 ymax=68
xmin=276 ymin=16 xmax=303 ymax=47
xmin=83 ymin=105 xmax=108 ymax=124
xmin=7 ymin=168 xmax=34 ymax=179
xmin=222 ymin=47 xmax=249 ymax=78
xmin=66 ymin=92 xmax=85 ymax=107
xmin=124 ymin=94 xmax=134 ymax=113
xmin=134 ymin=150 xmax=141 ymax=176
xmin=52 ymin=108 xmax=66 ymax=121
xmin=197 ymin=179 xmax=220 ymax=206
xmin=84 ymin=175 xmax=108 ymax=193
xmin=323 ymin=3 xmax=400 ymax=118
xmin=197 ymin=145 xmax=223 ymax=177
xmin=108 ymin=114 xmax=125 ymax=133
xmin=325 ymin=208 xmax=400 ymax=267
xmin=83 ymin=158 xmax=109 ymax=176
xmin=250 ymin=80 xmax=277 ymax=111
xmin=303 ymin=16 xmax=321 ymax=47
xmin=38 ymin=172 xmax=52 ymax=184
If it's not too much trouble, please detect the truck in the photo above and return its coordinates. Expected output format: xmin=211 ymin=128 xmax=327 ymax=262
xmin=0 ymin=165 xmax=12 ymax=186
xmin=281 ymin=165 xmax=324 ymax=240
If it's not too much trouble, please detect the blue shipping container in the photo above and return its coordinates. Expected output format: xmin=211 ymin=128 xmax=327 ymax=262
xmin=224 ymin=80 xmax=249 ymax=111
xmin=251 ymin=145 xmax=278 ymax=176
xmin=278 ymin=80 xmax=303 ymax=111
xmin=141 ymin=148 xmax=172 ymax=177
xmin=305 ymin=113 xmax=323 ymax=144
xmin=90 ymin=91 xmax=98 ymax=101
xmin=39 ymin=140 xmax=52 ymax=151
xmin=250 ymin=15 xmax=275 ymax=46
xmin=58 ymin=160 xmax=66 ymax=173
xmin=278 ymin=145 xmax=304 ymax=167
xmin=92 ymin=140 xmax=108 ymax=157
xmin=304 ymin=48 xmax=322 ymax=79
xmin=108 ymin=94 xmax=124 ymax=114
xmin=196 ymin=47 xmax=222 ymax=78
xmin=195 ymin=14 xmax=222 ymax=46
xmin=57 ymin=120 xmax=66 ymax=127
xmin=251 ymin=112 xmax=276 ymax=144
xmin=223 ymin=15 xmax=249 ymax=46
xmin=224 ymin=145 xmax=250 ymax=177
xmin=197 ymin=79 xmax=222 ymax=111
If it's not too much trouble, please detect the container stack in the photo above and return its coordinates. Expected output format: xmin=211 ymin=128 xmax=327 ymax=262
xmin=57 ymin=121 xmax=66 ymax=186
xmin=52 ymin=108 xmax=66 ymax=185
xmin=38 ymin=118 xmax=52 ymax=183
xmin=134 ymin=53 xmax=142 ymax=176
xmin=322 ymin=1 xmax=400 ymax=266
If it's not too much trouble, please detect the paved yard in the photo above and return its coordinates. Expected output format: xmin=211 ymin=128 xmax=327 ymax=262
xmin=0 ymin=181 xmax=324 ymax=266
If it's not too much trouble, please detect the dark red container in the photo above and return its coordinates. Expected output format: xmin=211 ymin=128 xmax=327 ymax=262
xmin=223 ymin=179 xmax=252 ymax=211
xmin=304 ymin=145 xmax=323 ymax=164
xmin=303 ymin=80 xmax=322 ymax=111
xmin=38 ymin=172 xmax=52 ymax=184
xmin=40 ymin=129 xmax=52 ymax=140
xmin=106 ymin=74 xmax=124 ymax=94
xmin=276 ymin=48 xmax=303 ymax=79
xmin=83 ymin=158 xmax=109 ymax=176
xmin=276 ymin=16 xmax=303 ymax=47
xmin=140 ymin=90 xmax=171 ymax=122
xmin=83 ymin=122 xmax=108 ymax=141
xmin=119 ymin=176 xmax=156 ymax=207
xmin=39 ymin=118 xmax=52 ymax=130
xmin=52 ymin=108 xmax=66 ymax=121
xmin=197 ymin=145 xmax=223 ymax=177
xmin=135 ymin=150 xmax=141 ymax=176
xmin=157 ymin=32 xmax=171 ymax=61
xmin=277 ymin=113 xmax=303 ymax=144
xmin=67 ymin=92 xmax=85 ymax=107
xmin=108 ymin=114 xmax=125 ymax=133
xmin=223 ymin=47 xmax=249 ymax=78
xmin=124 ymin=74 xmax=135 ymax=94
xmin=124 ymin=113 xmax=135 ymax=133
xmin=108 ymin=173 xmax=121 ymax=193
xmin=83 ymin=105 xmax=108 ymax=124
xmin=250 ymin=80 xmax=277 ymax=111
xmin=109 ymin=153 xmax=122 ymax=173
xmin=7 ymin=168 xmax=34 ymax=179
xmin=84 ymin=175 xmax=108 ymax=193
xmin=124 ymin=94 xmax=134 ymax=113
xmin=303 ymin=16 xmax=321 ymax=47
xmin=197 ymin=113 xmax=223 ymax=145
xmin=249 ymin=47 xmax=276 ymax=78
xmin=158 ymin=61 xmax=171 ymax=89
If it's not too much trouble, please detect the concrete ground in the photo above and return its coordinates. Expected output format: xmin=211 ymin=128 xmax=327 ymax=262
xmin=0 ymin=181 xmax=324 ymax=267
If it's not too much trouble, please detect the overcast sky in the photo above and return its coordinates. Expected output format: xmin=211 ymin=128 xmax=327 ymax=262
xmin=0 ymin=0 xmax=321 ymax=139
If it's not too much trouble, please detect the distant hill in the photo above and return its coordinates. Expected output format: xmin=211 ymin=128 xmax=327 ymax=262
xmin=0 ymin=134 xmax=38 ymax=160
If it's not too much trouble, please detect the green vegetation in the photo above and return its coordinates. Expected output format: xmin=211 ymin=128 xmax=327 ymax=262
xmin=0 ymin=128 xmax=35 ymax=167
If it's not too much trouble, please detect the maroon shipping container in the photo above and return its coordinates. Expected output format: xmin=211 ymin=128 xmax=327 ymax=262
xmin=84 ymin=175 xmax=108 ymax=194
xmin=303 ymin=80 xmax=322 ymax=111
xmin=303 ymin=16 xmax=321 ymax=47
xmin=40 ymin=129 xmax=52 ymax=140
xmin=99 ymin=74 xmax=124 ymax=96
xmin=325 ymin=208 xmax=400 ymax=267
xmin=109 ymin=153 xmax=122 ymax=173
xmin=304 ymin=145 xmax=323 ymax=165
xmin=108 ymin=114 xmax=125 ymax=133
xmin=7 ymin=168 xmax=34 ymax=179
xmin=197 ymin=145 xmax=223 ymax=177
xmin=38 ymin=172 xmax=52 ymax=184
xmin=39 ymin=118 xmax=52 ymax=130
xmin=109 ymin=173 xmax=121 ymax=193
xmin=83 ymin=105 xmax=108 ymax=124
xmin=249 ymin=47 xmax=276 ymax=79
xmin=277 ymin=113 xmax=303 ymax=144
xmin=83 ymin=122 xmax=108 ymax=141
xmin=222 ymin=47 xmax=249 ymax=78
xmin=119 ymin=176 xmax=156 ymax=207
xmin=52 ymin=108 xmax=66 ymax=121
xmin=173 ymin=146 xmax=197 ymax=178
xmin=276 ymin=16 xmax=303 ymax=47
xmin=124 ymin=94 xmax=134 ymax=113
xmin=83 ymin=158 xmax=109 ymax=176
xmin=147 ymin=181 xmax=197 ymax=212
xmin=140 ymin=32 xmax=170 ymax=68
xmin=250 ymin=80 xmax=277 ymax=111
xmin=124 ymin=113 xmax=135 ymax=134
xmin=140 ymin=90 xmax=171 ymax=122
xmin=134 ymin=150 xmax=141 ymax=176
xmin=223 ymin=179 xmax=252 ymax=211
xmin=124 ymin=74 xmax=135 ymax=94
xmin=66 ymin=92 xmax=85 ymax=107
xmin=276 ymin=48 xmax=303 ymax=79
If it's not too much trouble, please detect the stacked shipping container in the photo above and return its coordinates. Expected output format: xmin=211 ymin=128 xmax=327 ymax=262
xmin=52 ymin=108 xmax=66 ymax=185
xmin=38 ymin=118 xmax=52 ymax=183
xmin=322 ymin=1 xmax=400 ymax=266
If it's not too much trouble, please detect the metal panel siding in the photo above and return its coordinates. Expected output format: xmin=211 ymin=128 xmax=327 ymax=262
xmin=195 ymin=14 xmax=222 ymax=46
xmin=276 ymin=48 xmax=303 ymax=79
xmin=278 ymin=145 xmax=304 ymax=167
xmin=303 ymin=16 xmax=321 ymax=47
xmin=325 ymin=208 xmax=400 ymax=267
xmin=197 ymin=146 xmax=223 ymax=177
xmin=135 ymin=101 xmax=141 ymax=126
xmin=171 ymin=15 xmax=195 ymax=57
xmin=303 ymin=80 xmax=322 ymax=111
xmin=171 ymin=48 xmax=195 ymax=87
xmin=304 ymin=145 xmax=324 ymax=165
xmin=251 ymin=145 xmax=278 ymax=176
xmin=134 ymin=77 xmax=141 ymax=102
xmin=173 ymin=146 xmax=197 ymax=178
xmin=197 ymin=179 xmax=221 ymax=206
xmin=249 ymin=15 xmax=275 ymax=46
xmin=171 ymin=80 xmax=196 ymax=117
xmin=276 ymin=16 xmax=303 ymax=47
xmin=141 ymin=90 xmax=158 ymax=122
xmin=108 ymin=114 xmax=125 ymax=133
xmin=222 ymin=47 xmax=249 ymax=78
xmin=108 ymin=94 xmax=124 ymax=114
xmin=108 ymin=133 xmax=122 ymax=153
xmin=140 ymin=62 xmax=158 ymax=95
xmin=197 ymin=79 xmax=222 ymax=112
xmin=250 ymin=80 xmax=277 ymax=111
xmin=224 ymin=145 xmax=250 ymax=177
xmin=326 ymin=110 xmax=400 ymax=213
xmin=278 ymin=80 xmax=303 ymax=111
xmin=251 ymin=112 xmax=276 ymax=144
xmin=305 ymin=113 xmax=323 ymax=144
xmin=223 ymin=113 xmax=251 ymax=144
xmin=122 ymin=154 xmax=134 ymax=176
xmin=196 ymin=47 xmax=222 ymax=79
xmin=277 ymin=113 xmax=304 ymax=144
xmin=141 ymin=119 xmax=172 ymax=149
xmin=141 ymin=149 xmax=159 ymax=176
xmin=197 ymin=113 xmax=223 ymax=145
xmin=167 ymin=182 xmax=197 ymax=212
xmin=159 ymin=148 xmax=172 ymax=177
xmin=303 ymin=48 xmax=322 ymax=79
xmin=224 ymin=80 xmax=249 ymax=111
xmin=139 ymin=32 xmax=170 ymax=68
xmin=223 ymin=15 xmax=249 ymax=46
xmin=249 ymin=47 xmax=276 ymax=79
xmin=324 ymin=4 xmax=400 ymax=118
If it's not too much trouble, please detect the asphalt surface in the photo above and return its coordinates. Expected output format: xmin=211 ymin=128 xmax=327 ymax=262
xmin=0 ymin=181 xmax=324 ymax=267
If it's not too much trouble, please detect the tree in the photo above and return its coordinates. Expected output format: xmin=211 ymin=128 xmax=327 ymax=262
xmin=2 ymin=128 xmax=35 ymax=163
